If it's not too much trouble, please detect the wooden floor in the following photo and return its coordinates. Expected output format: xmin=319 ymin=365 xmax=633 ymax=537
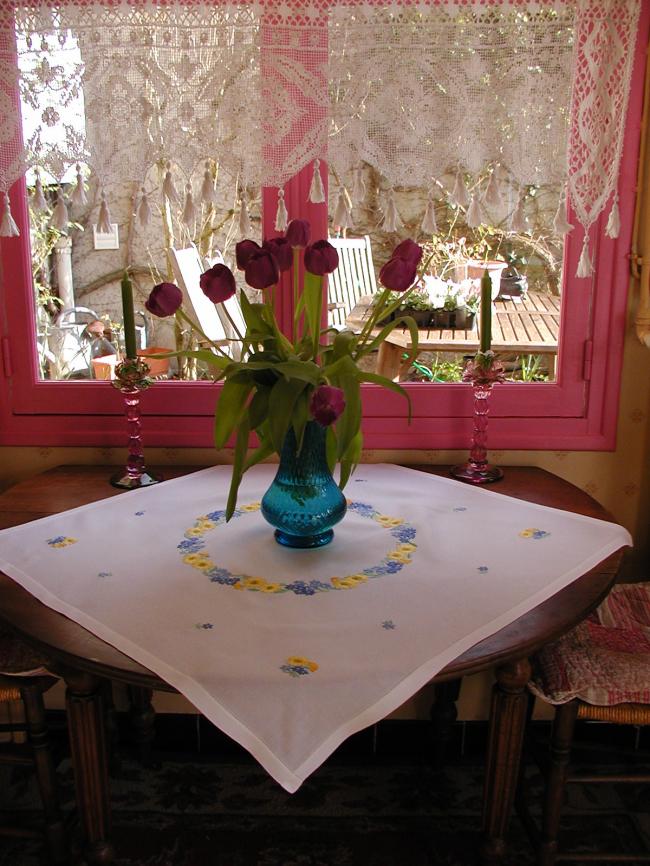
xmin=346 ymin=291 xmax=561 ymax=381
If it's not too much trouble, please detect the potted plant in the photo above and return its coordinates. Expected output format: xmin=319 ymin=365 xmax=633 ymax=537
xmin=398 ymin=289 xmax=432 ymax=327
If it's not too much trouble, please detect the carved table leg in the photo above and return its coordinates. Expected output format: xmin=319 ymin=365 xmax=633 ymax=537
xmin=63 ymin=669 xmax=114 ymax=864
xmin=430 ymin=678 xmax=462 ymax=770
xmin=128 ymin=685 xmax=156 ymax=765
xmin=480 ymin=657 xmax=532 ymax=865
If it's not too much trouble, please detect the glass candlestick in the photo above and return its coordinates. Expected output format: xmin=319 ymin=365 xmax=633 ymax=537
xmin=110 ymin=358 xmax=162 ymax=490
xmin=451 ymin=350 xmax=505 ymax=485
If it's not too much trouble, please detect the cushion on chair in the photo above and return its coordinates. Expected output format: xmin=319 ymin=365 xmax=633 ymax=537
xmin=529 ymin=582 xmax=650 ymax=707
xmin=0 ymin=623 xmax=51 ymax=676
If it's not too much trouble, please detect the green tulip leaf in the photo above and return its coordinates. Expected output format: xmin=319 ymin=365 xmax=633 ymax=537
xmin=339 ymin=428 xmax=363 ymax=490
xmin=214 ymin=375 xmax=254 ymax=449
xmin=226 ymin=416 xmax=250 ymax=521
xmin=268 ymin=377 xmax=309 ymax=453
xmin=248 ymin=386 xmax=271 ymax=430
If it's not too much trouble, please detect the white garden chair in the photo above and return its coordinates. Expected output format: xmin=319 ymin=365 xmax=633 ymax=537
xmin=327 ymin=235 xmax=378 ymax=329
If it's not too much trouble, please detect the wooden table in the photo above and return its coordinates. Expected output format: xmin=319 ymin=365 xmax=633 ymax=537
xmin=0 ymin=465 xmax=624 ymax=865
xmin=346 ymin=292 xmax=561 ymax=381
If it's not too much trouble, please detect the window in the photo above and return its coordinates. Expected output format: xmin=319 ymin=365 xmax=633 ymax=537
xmin=0 ymin=1 xmax=647 ymax=450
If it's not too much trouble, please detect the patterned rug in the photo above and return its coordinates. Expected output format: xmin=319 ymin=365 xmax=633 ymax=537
xmin=2 ymin=723 xmax=650 ymax=865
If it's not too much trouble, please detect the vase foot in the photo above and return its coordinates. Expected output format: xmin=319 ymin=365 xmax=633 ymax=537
xmin=274 ymin=528 xmax=334 ymax=549
xmin=450 ymin=464 xmax=503 ymax=485
xmin=110 ymin=471 xmax=163 ymax=490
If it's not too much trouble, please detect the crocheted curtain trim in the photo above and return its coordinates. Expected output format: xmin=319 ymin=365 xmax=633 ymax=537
xmin=0 ymin=0 xmax=641 ymax=278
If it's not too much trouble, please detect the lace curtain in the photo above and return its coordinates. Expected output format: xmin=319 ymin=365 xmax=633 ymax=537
xmin=0 ymin=0 xmax=641 ymax=277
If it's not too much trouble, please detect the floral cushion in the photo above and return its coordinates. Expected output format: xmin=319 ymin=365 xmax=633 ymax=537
xmin=529 ymin=582 xmax=650 ymax=706
xmin=0 ymin=622 xmax=52 ymax=676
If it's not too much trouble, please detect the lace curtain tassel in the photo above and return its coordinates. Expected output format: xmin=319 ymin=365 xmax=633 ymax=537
xmin=32 ymin=171 xmax=47 ymax=211
xmin=483 ymin=171 xmax=502 ymax=208
xmin=308 ymin=159 xmax=325 ymax=204
xmin=421 ymin=195 xmax=437 ymax=235
xmin=577 ymin=233 xmax=593 ymax=278
xmin=71 ymin=163 xmax=87 ymax=207
xmin=239 ymin=195 xmax=251 ymax=237
xmin=275 ymin=189 xmax=288 ymax=232
xmin=553 ymin=186 xmax=574 ymax=235
xmin=182 ymin=184 xmax=197 ymax=227
xmin=606 ymin=193 xmax=620 ymax=239
xmin=352 ymin=168 xmax=366 ymax=204
xmin=201 ymin=163 xmax=216 ymax=205
xmin=466 ymin=193 xmax=482 ymax=229
xmin=137 ymin=188 xmax=151 ymax=227
xmin=382 ymin=190 xmax=401 ymax=232
xmin=452 ymin=170 xmax=470 ymax=209
xmin=333 ymin=189 xmax=352 ymax=230
xmin=0 ymin=192 xmax=19 ymax=237
xmin=97 ymin=192 xmax=111 ymax=234
xmin=510 ymin=193 xmax=528 ymax=233
xmin=51 ymin=191 xmax=69 ymax=232
xmin=163 ymin=162 xmax=179 ymax=204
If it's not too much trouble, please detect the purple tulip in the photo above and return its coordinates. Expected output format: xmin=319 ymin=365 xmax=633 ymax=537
xmin=379 ymin=257 xmax=418 ymax=292
xmin=263 ymin=237 xmax=293 ymax=273
xmin=392 ymin=239 xmax=423 ymax=267
xmin=244 ymin=249 xmax=280 ymax=290
xmin=304 ymin=240 xmax=339 ymax=276
xmin=310 ymin=385 xmax=346 ymax=427
xmin=145 ymin=282 xmax=183 ymax=317
xmin=285 ymin=219 xmax=310 ymax=248
xmin=199 ymin=264 xmax=236 ymax=304
xmin=235 ymin=239 xmax=261 ymax=271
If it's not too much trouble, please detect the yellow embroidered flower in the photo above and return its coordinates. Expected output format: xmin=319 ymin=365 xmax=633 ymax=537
xmin=196 ymin=519 xmax=216 ymax=530
xmin=261 ymin=583 xmax=282 ymax=593
xmin=374 ymin=515 xmax=403 ymax=528
xmin=183 ymin=553 xmax=211 ymax=567
xmin=185 ymin=527 xmax=205 ymax=538
xmin=331 ymin=576 xmax=356 ymax=589
xmin=232 ymin=581 xmax=244 ymax=590
xmin=398 ymin=542 xmax=417 ymax=553
xmin=241 ymin=502 xmax=261 ymax=512
xmin=519 ymin=528 xmax=534 ymax=538
xmin=346 ymin=573 xmax=368 ymax=584
xmin=242 ymin=577 xmax=267 ymax=589
xmin=387 ymin=549 xmax=411 ymax=563
xmin=287 ymin=656 xmax=318 ymax=672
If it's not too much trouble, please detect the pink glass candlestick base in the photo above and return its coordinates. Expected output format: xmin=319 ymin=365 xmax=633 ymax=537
xmin=110 ymin=358 xmax=162 ymax=490
xmin=450 ymin=382 xmax=503 ymax=485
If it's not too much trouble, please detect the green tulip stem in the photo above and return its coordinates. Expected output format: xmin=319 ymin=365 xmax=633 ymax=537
xmin=292 ymin=247 xmax=300 ymax=342
xmin=175 ymin=308 xmax=233 ymax=359
xmin=219 ymin=301 xmax=244 ymax=343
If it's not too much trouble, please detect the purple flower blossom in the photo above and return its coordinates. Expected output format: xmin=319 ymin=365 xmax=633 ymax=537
xmin=145 ymin=282 xmax=183 ymax=317
xmin=310 ymin=385 xmax=346 ymax=426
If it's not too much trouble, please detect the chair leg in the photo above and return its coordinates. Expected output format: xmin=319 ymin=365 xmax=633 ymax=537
xmin=539 ymin=700 xmax=579 ymax=866
xmin=20 ymin=682 xmax=68 ymax=865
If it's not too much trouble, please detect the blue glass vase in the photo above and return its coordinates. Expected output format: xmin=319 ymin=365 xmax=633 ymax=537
xmin=261 ymin=421 xmax=347 ymax=548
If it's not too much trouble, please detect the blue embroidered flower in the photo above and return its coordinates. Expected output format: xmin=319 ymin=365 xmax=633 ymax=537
xmin=207 ymin=568 xmax=240 ymax=586
xmin=281 ymin=664 xmax=310 ymax=677
xmin=382 ymin=620 xmax=396 ymax=630
xmin=135 ymin=511 xmax=145 ymax=516
xmin=519 ymin=528 xmax=551 ymax=540
xmin=46 ymin=536 xmax=77 ymax=548
xmin=206 ymin=510 xmax=227 ymax=522
xmin=280 ymin=656 xmax=318 ymax=677
xmin=178 ymin=539 xmax=204 ymax=553
xmin=391 ymin=526 xmax=417 ymax=542
xmin=347 ymin=501 xmax=376 ymax=517
xmin=453 ymin=506 xmax=467 ymax=512
xmin=194 ymin=623 xmax=214 ymax=630
xmin=285 ymin=581 xmax=318 ymax=596
xmin=97 ymin=571 xmax=112 ymax=578
xmin=477 ymin=566 xmax=489 ymax=573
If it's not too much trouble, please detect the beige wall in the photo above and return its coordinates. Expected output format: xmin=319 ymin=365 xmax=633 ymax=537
xmin=1 ymin=291 xmax=649 ymax=719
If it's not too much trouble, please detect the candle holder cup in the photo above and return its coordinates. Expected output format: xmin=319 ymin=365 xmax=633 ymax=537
xmin=110 ymin=357 xmax=163 ymax=490
xmin=451 ymin=351 xmax=506 ymax=485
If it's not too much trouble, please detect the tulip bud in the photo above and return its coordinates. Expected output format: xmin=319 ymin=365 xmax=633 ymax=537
xmin=200 ymin=264 xmax=237 ymax=304
xmin=235 ymin=239 xmax=261 ymax=271
xmin=392 ymin=238 xmax=423 ymax=267
xmin=285 ymin=219 xmax=311 ymax=248
xmin=263 ymin=237 xmax=293 ymax=272
xmin=310 ymin=385 xmax=346 ymax=427
xmin=304 ymin=240 xmax=339 ymax=276
xmin=244 ymin=249 xmax=280 ymax=290
xmin=145 ymin=282 xmax=183 ymax=317
xmin=378 ymin=257 xmax=417 ymax=292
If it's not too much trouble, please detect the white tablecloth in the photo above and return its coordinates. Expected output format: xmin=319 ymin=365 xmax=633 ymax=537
xmin=0 ymin=464 xmax=631 ymax=792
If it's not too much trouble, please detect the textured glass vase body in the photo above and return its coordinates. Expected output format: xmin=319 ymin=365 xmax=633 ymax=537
xmin=261 ymin=421 xmax=347 ymax=548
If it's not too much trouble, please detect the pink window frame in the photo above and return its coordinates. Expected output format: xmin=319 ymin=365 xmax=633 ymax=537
xmin=0 ymin=5 xmax=647 ymax=450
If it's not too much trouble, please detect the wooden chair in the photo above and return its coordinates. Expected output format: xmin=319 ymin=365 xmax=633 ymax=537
xmin=0 ymin=624 xmax=67 ymax=863
xmin=328 ymin=235 xmax=377 ymax=329
xmin=524 ymin=582 xmax=650 ymax=865
xmin=170 ymin=245 xmax=244 ymax=360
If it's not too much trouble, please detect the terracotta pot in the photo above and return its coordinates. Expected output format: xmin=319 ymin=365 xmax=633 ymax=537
xmin=91 ymin=354 xmax=118 ymax=380
xmin=137 ymin=348 xmax=171 ymax=377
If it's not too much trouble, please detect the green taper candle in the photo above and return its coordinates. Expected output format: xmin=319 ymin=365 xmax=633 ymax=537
xmin=479 ymin=269 xmax=492 ymax=353
xmin=121 ymin=271 xmax=137 ymax=359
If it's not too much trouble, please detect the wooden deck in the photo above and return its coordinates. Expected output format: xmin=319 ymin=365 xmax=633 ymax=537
xmin=346 ymin=291 xmax=561 ymax=381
